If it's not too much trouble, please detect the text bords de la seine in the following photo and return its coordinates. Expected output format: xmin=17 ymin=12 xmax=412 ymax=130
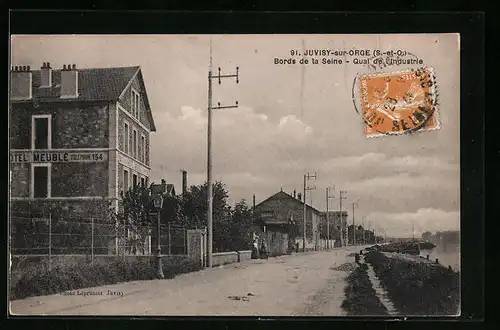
xmin=274 ymin=49 xmax=423 ymax=65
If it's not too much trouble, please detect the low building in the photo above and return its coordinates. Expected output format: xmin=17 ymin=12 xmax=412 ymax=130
xmin=254 ymin=189 xmax=328 ymax=255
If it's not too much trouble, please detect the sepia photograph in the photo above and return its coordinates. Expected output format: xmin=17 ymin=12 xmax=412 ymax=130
xmin=9 ymin=34 xmax=460 ymax=316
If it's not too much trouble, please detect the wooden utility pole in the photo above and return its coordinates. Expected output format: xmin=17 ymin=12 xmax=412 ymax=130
xmin=362 ymin=215 xmax=366 ymax=245
xmin=339 ymin=190 xmax=347 ymax=246
xmin=303 ymin=173 xmax=316 ymax=252
xmin=206 ymin=39 xmax=239 ymax=268
xmin=325 ymin=186 xmax=335 ymax=249
xmin=352 ymin=201 xmax=358 ymax=246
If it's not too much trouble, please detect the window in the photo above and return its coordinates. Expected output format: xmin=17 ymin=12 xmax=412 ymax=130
xmin=133 ymin=174 xmax=137 ymax=187
xmin=31 ymin=115 xmax=51 ymax=150
xmin=124 ymin=169 xmax=129 ymax=192
xmin=124 ymin=122 xmax=129 ymax=154
xmin=32 ymin=164 xmax=51 ymax=198
xmin=140 ymin=135 xmax=145 ymax=163
xmin=133 ymin=129 xmax=138 ymax=159
xmin=132 ymin=89 xmax=140 ymax=118
xmin=141 ymin=177 xmax=145 ymax=187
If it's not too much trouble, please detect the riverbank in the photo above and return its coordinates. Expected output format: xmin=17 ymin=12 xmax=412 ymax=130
xmin=341 ymin=262 xmax=388 ymax=316
xmin=370 ymin=241 xmax=436 ymax=254
xmin=364 ymin=250 xmax=460 ymax=315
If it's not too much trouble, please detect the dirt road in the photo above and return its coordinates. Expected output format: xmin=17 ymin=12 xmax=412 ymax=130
xmin=10 ymin=246 xmax=366 ymax=316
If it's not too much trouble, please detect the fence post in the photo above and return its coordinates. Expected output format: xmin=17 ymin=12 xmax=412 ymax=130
xmin=115 ymin=218 xmax=119 ymax=255
xmin=168 ymin=223 xmax=171 ymax=255
xmin=48 ymin=212 xmax=52 ymax=271
xmin=183 ymin=227 xmax=186 ymax=255
xmin=91 ymin=217 xmax=94 ymax=265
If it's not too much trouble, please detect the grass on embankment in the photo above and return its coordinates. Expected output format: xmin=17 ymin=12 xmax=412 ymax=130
xmin=341 ymin=263 xmax=389 ymax=316
xmin=364 ymin=250 xmax=459 ymax=315
xmin=10 ymin=257 xmax=203 ymax=301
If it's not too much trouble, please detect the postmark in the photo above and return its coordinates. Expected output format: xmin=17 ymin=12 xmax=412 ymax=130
xmin=356 ymin=67 xmax=440 ymax=138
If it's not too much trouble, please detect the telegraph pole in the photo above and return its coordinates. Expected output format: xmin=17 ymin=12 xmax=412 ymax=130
xmin=303 ymin=173 xmax=316 ymax=252
xmin=325 ymin=186 xmax=335 ymax=250
xmin=412 ymin=224 xmax=415 ymax=241
xmin=206 ymin=39 xmax=239 ymax=268
xmin=339 ymin=190 xmax=347 ymax=247
xmin=368 ymin=220 xmax=372 ymax=244
xmin=362 ymin=215 xmax=366 ymax=245
xmin=352 ymin=201 xmax=358 ymax=246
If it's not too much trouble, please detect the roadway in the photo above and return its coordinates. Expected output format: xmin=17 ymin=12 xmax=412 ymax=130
xmin=10 ymin=245 xmax=368 ymax=316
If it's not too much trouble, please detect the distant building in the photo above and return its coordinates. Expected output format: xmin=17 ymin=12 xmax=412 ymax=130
xmin=150 ymin=179 xmax=176 ymax=197
xmin=254 ymin=190 xmax=333 ymax=255
xmin=320 ymin=210 xmax=349 ymax=245
xmin=9 ymin=62 xmax=156 ymax=215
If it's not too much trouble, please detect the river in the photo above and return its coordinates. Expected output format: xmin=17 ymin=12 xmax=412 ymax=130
xmin=420 ymin=241 xmax=460 ymax=271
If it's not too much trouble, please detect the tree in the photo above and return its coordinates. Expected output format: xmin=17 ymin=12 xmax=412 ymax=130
xmin=227 ymin=200 xmax=253 ymax=251
xmin=180 ymin=181 xmax=230 ymax=230
xmin=118 ymin=185 xmax=155 ymax=255
xmin=160 ymin=193 xmax=183 ymax=225
xmin=422 ymin=231 xmax=433 ymax=242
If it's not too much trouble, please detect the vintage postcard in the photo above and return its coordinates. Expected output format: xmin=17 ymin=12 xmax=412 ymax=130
xmin=9 ymin=34 xmax=460 ymax=316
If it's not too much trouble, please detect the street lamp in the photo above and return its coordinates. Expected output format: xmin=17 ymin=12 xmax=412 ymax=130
xmin=152 ymin=194 xmax=164 ymax=279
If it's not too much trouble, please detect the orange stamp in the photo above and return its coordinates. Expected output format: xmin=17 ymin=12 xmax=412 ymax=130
xmin=359 ymin=67 xmax=440 ymax=138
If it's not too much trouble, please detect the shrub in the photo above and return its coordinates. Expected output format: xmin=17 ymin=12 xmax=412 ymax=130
xmin=10 ymin=256 xmax=202 ymax=301
xmin=341 ymin=263 xmax=388 ymax=315
xmin=364 ymin=250 xmax=459 ymax=315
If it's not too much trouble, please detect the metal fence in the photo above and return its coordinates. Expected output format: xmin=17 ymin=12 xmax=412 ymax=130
xmin=10 ymin=212 xmax=189 ymax=268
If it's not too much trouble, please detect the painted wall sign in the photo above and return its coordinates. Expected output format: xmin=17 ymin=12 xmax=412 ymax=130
xmin=10 ymin=151 xmax=108 ymax=163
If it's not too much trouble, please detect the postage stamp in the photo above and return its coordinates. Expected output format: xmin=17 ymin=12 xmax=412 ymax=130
xmin=358 ymin=67 xmax=440 ymax=138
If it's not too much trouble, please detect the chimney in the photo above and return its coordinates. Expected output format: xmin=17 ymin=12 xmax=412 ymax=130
xmin=10 ymin=65 xmax=32 ymax=100
xmin=40 ymin=62 xmax=52 ymax=87
xmin=182 ymin=170 xmax=187 ymax=196
xmin=297 ymin=192 xmax=302 ymax=201
xmin=293 ymin=189 xmax=296 ymax=198
xmin=60 ymin=63 xmax=79 ymax=98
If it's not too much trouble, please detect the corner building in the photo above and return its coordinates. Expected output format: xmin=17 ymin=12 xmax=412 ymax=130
xmin=9 ymin=63 xmax=156 ymax=215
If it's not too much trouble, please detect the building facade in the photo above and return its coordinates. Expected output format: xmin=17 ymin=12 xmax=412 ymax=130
xmin=254 ymin=190 xmax=329 ymax=254
xmin=9 ymin=63 xmax=156 ymax=215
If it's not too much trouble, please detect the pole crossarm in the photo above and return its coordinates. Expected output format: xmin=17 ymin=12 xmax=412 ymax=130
xmin=213 ymin=101 xmax=239 ymax=110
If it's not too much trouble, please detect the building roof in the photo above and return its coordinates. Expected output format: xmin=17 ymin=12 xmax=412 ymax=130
xmin=15 ymin=66 xmax=156 ymax=131
xmin=150 ymin=181 xmax=176 ymax=197
xmin=256 ymin=190 xmax=324 ymax=215
xmin=166 ymin=184 xmax=176 ymax=196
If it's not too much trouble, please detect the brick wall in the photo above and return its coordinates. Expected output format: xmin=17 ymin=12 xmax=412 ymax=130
xmin=10 ymin=163 xmax=29 ymax=197
xmin=52 ymin=162 xmax=108 ymax=197
xmin=9 ymin=108 xmax=31 ymax=149
xmin=53 ymin=106 xmax=109 ymax=148
xmin=10 ymin=199 xmax=115 ymax=217
xmin=9 ymin=103 xmax=110 ymax=149
xmin=211 ymin=250 xmax=252 ymax=267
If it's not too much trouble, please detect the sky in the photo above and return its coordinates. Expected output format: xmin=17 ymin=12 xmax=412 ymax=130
xmin=10 ymin=34 xmax=460 ymax=238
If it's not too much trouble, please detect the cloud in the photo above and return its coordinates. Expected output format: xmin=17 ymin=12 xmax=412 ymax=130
xmin=365 ymin=208 xmax=460 ymax=238
xmin=278 ymin=115 xmax=313 ymax=136
xmin=150 ymin=104 xmax=316 ymax=194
